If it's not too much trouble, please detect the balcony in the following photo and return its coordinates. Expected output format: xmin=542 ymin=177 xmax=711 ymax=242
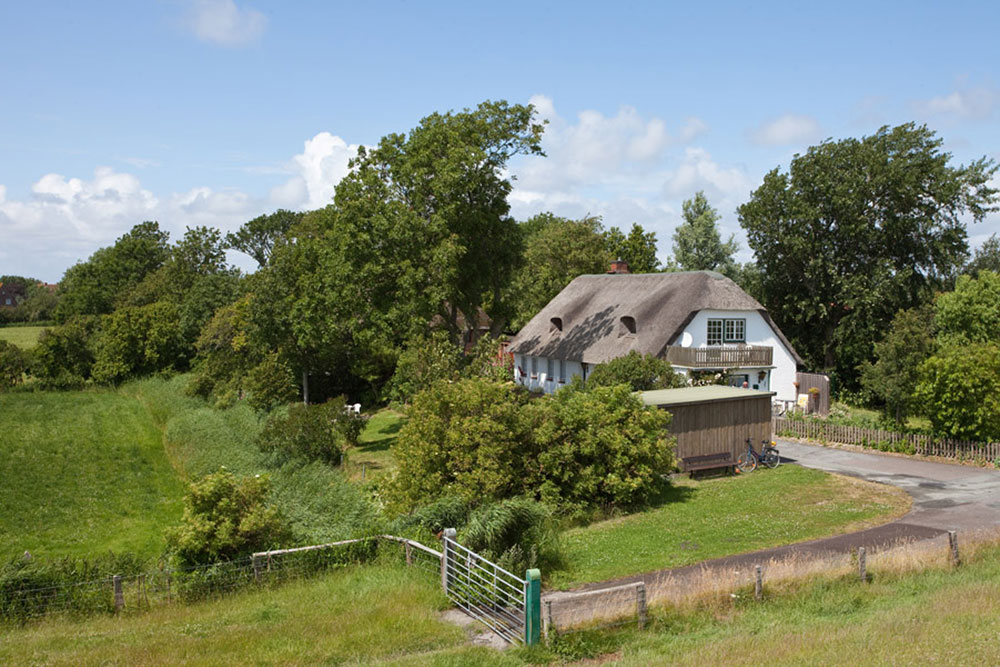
xmin=664 ymin=345 xmax=773 ymax=369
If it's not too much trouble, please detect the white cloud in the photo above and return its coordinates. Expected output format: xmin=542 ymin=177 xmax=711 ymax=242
xmin=270 ymin=132 xmax=362 ymax=210
xmin=748 ymin=113 xmax=822 ymax=147
xmin=184 ymin=0 xmax=267 ymax=47
xmin=918 ymin=84 xmax=998 ymax=120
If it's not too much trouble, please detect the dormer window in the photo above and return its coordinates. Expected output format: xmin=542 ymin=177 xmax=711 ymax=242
xmin=550 ymin=317 xmax=563 ymax=333
xmin=619 ymin=316 xmax=636 ymax=336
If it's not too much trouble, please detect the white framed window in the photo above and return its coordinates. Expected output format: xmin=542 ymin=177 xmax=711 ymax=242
xmin=724 ymin=319 xmax=746 ymax=343
xmin=707 ymin=319 xmax=723 ymax=345
xmin=546 ymin=357 xmax=553 ymax=381
xmin=530 ymin=356 xmax=538 ymax=378
xmin=558 ymin=359 xmax=565 ymax=383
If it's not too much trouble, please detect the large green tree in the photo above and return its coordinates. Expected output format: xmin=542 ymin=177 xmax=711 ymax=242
xmin=671 ymin=191 xmax=738 ymax=274
xmin=226 ymin=209 xmax=304 ymax=269
xmin=509 ymin=213 xmax=610 ymax=330
xmin=739 ymin=123 xmax=998 ymax=388
xmin=605 ymin=222 xmax=660 ymax=273
xmin=858 ymin=306 xmax=935 ymax=424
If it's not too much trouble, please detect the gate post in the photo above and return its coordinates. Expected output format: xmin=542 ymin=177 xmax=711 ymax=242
xmin=441 ymin=528 xmax=456 ymax=594
xmin=524 ymin=569 xmax=541 ymax=646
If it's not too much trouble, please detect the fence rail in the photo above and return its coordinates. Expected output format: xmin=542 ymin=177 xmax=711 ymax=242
xmin=773 ymin=417 xmax=1000 ymax=462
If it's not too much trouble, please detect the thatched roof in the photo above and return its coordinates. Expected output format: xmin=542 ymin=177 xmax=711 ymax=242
xmin=508 ymin=270 xmax=802 ymax=365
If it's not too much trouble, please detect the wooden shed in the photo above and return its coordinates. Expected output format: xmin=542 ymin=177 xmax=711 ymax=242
xmin=639 ymin=386 xmax=775 ymax=472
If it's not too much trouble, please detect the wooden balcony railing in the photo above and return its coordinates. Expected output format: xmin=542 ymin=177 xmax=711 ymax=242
xmin=664 ymin=345 xmax=773 ymax=368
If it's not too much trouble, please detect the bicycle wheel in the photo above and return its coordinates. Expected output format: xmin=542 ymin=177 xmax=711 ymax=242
xmin=736 ymin=451 xmax=757 ymax=473
xmin=763 ymin=448 xmax=780 ymax=469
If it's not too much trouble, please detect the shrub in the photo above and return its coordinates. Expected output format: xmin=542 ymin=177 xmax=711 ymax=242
xmin=244 ymin=352 xmax=298 ymax=411
xmin=0 ymin=341 xmax=28 ymax=390
xmin=462 ymin=334 xmax=514 ymax=384
xmin=31 ymin=316 xmax=99 ymax=388
xmin=166 ymin=470 xmax=293 ymax=566
xmin=257 ymin=397 xmax=362 ymax=466
xmin=914 ymin=343 xmax=1000 ymax=442
xmin=461 ymin=498 xmax=561 ymax=575
xmin=391 ymin=495 xmax=474 ymax=538
xmin=586 ymin=350 xmax=686 ymax=392
xmin=91 ymin=302 xmax=188 ymax=384
xmin=527 ymin=381 xmax=673 ymax=517
xmin=387 ymin=330 xmax=464 ymax=404
xmin=387 ymin=378 xmax=533 ymax=512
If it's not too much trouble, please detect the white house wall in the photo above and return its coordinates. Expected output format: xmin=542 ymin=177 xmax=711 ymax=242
xmin=682 ymin=309 xmax=799 ymax=402
xmin=513 ymin=354 xmax=584 ymax=394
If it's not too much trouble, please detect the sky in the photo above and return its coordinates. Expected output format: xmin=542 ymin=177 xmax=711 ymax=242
xmin=2 ymin=0 xmax=999 ymax=282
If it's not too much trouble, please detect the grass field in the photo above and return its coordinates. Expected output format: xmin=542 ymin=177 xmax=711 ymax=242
xmin=347 ymin=408 xmax=406 ymax=482
xmin=550 ymin=466 xmax=910 ymax=588
xmin=6 ymin=538 xmax=1000 ymax=665
xmin=0 ymin=325 xmax=47 ymax=349
xmin=0 ymin=389 xmax=186 ymax=560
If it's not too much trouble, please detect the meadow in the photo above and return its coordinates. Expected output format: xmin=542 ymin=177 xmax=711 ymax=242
xmin=0 ymin=325 xmax=47 ymax=350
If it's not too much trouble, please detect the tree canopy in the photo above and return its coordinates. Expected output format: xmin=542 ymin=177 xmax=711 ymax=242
xmin=672 ymin=191 xmax=738 ymax=274
xmin=739 ymin=123 xmax=998 ymax=388
xmin=605 ymin=223 xmax=660 ymax=273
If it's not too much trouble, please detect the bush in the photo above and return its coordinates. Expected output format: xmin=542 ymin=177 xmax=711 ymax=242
xmin=585 ymin=350 xmax=686 ymax=392
xmin=0 ymin=341 xmax=28 ymax=389
xmin=527 ymin=381 xmax=673 ymax=517
xmin=257 ymin=397 xmax=362 ymax=466
xmin=387 ymin=378 xmax=533 ymax=512
xmin=387 ymin=331 xmax=464 ymax=404
xmin=387 ymin=377 xmax=674 ymax=519
xmin=91 ymin=302 xmax=188 ymax=384
xmin=914 ymin=343 xmax=1000 ymax=442
xmin=462 ymin=334 xmax=514 ymax=384
xmin=166 ymin=470 xmax=293 ymax=566
xmin=391 ymin=495 xmax=474 ymax=538
xmin=460 ymin=498 xmax=561 ymax=575
xmin=31 ymin=316 xmax=99 ymax=388
xmin=244 ymin=352 xmax=298 ymax=411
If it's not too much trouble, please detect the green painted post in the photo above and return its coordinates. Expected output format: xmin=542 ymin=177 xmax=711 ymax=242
xmin=524 ymin=568 xmax=541 ymax=646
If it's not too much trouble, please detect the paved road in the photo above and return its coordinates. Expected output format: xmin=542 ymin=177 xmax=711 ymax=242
xmin=563 ymin=441 xmax=1000 ymax=597
xmin=778 ymin=439 xmax=1000 ymax=533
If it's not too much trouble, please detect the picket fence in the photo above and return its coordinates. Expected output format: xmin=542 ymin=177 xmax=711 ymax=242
xmin=773 ymin=417 xmax=1000 ymax=462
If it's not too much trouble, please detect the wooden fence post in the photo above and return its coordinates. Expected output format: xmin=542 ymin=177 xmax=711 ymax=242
xmin=543 ymin=599 xmax=554 ymax=641
xmin=754 ymin=565 xmax=763 ymax=601
xmin=404 ymin=541 xmax=413 ymax=566
xmin=858 ymin=547 xmax=867 ymax=583
xmin=253 ymin=554 xmax=262 ymax=584
xmin=636 ymin=582 xmax=647 ymax=630
xmin=948 ymin=530 xmax=960 ymax=567
xmin=113 ymin=575 xmax=124 ymax=612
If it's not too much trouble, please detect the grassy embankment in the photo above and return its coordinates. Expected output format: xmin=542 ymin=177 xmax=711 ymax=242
xmin=552 ymin=466 xmax=909 ymax=588
xmin=5 ymin=536 xmax=1000 ymax=664
xmin=0 ymin=325 xmax=47 ymax=349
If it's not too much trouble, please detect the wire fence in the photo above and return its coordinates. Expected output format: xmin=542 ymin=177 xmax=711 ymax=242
xmin=1 ymin=536 xmax=439 ymax=625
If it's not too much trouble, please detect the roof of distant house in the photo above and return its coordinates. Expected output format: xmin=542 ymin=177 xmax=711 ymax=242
xmin=508 ymin=270 xmax=802 ymax=365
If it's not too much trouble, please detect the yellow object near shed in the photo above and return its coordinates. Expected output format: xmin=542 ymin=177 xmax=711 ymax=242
xmin=639 ymin=386 xmax=775 ymax=472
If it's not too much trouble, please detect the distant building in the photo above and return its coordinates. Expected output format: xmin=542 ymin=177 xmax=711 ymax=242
xmin=0 ymin=282 xmax=25 ymax=308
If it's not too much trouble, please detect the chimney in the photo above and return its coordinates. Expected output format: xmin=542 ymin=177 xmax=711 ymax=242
xmin=608 ymin=258 xmax=630 ymax=274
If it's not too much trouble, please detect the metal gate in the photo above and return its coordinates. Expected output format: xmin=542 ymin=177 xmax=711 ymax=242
xmin=441 ymin=529 xmax=541 ymax=645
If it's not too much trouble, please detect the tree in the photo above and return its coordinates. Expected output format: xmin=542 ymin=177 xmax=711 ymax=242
xmin=91 ymin=302 xmax=188 ymax=384
xmin=914 ymin=343 xmax=1000 ymax=442
xmin=226 ymin=209 xmax=304 ymax=268
xmin=965 ymin=234 xmax=1000 ymax=278
xmin=934 ymin=271 xmax=1000 ymax=345
xmin=672 ymin=192 xmax=738 ymax=274
xmin=586 ymin=351 xmax=686 ymax=392
xmin=739 ymin=123 xmax=998 ymax=388
xmin=31 ymin=316 xmax=99 ymax=388
xmin=605 ymin=223 xmax=660 ymax=273
xmin=858 ymin=306 xmax=935 ymax=424
xmin=55 ymin=221 xmax=171 ymax=321
xmin=509 ymin=214 xmax=610 ymax=330
xmin=0 ymin=341 xmax=28 ymax=389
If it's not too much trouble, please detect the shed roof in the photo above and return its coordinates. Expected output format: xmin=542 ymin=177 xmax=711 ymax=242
xmin=509 ymin=271 xmax=802 ymax=365
xmin=639 ymin=385 xmax=776 ymax=407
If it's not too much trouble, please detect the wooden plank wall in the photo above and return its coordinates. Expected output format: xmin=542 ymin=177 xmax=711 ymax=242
xmin=665 ymin=396 xmax=772 ymax=464
xmin=796 ymin=372 xmax=830 ymax=415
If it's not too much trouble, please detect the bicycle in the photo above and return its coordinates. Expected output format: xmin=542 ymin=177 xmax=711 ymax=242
xmin=736 ymin=438 xmax=781 ymax=473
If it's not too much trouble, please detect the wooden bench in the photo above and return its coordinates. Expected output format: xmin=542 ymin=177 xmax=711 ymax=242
xmin=681 ymin=452 xmax=735 ymax=472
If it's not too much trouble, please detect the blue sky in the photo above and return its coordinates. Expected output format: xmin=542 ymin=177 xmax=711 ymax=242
xmin=2 ymin=0 xmax=998 ymax=281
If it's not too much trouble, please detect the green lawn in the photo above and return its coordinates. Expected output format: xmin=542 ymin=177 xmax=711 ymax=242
xmin=0 ymin=389 xmax=186 ymax=560
xmin=549 ymin=466 xmax=910 ymax=588
xmin=0 ymin=325 xmax=47 ymax=349
xmin=346 ymin=408 xmax=406 ymax=482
